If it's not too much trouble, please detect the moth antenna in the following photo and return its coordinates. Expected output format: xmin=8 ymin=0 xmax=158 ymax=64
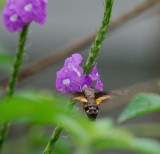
xmin=73 ymin=80 xmax=82 ymax=91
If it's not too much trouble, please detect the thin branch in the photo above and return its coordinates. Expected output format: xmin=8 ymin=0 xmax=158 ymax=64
xmin=0 ymin=24 xmax=30 ymax=152
xmin=0 ymin=0 xmax=159 ymax=88
xmin=43 ymin=0 xmax=114 ymax=153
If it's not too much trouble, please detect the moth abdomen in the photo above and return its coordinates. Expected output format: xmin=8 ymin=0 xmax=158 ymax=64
xmin=84 ymin=103 xmax=99 ymax=120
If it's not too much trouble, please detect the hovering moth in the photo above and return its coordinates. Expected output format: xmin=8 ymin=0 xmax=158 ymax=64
xmin=73 ymin=87 xmax=123 ymax=120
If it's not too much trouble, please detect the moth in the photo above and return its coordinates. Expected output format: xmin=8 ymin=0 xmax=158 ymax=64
xmin=73 ymin=87 xmax=124 ymax=120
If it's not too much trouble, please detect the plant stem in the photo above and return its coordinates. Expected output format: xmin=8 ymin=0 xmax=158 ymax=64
xmin=43 ymin=100 xmax=75 ymax=154
xmin=0 ymin=24 xmax=29 ymax=152
xmin=83 ymin=0 xmax=114 ymax=74
xmin=43 ymin=0 xmax=114 ymax=153
xmin=7 ymin=24 xmax=30 ymax=97
xmin=43 ymin=127 xmax=62 ymax=154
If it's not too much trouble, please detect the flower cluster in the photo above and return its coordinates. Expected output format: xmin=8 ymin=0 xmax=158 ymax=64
xmin=3 ymin=0 xmax=47 ymax=32
xmin=56 ymin=53 xmax=103 ymax=94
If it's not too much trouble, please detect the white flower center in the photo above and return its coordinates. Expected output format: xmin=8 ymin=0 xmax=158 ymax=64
xmin=10 ymin=14 xmax=18 ymax=22
xmin=63 ymin=79 xmax=70 ymax=85
xmin=96 ymin=73 xmax=99 ymax=77
xmin=24 ymin=4 xmax=33 ymax=11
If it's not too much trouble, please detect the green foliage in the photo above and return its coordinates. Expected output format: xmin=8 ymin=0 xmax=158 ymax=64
xmin=0 ymin=0 xmax=5 ymax=9
xmin=0 ymin=91 xmax=160 ymax=153
xmin=0 ymin=91 xmax=67 ymax=124
xmin=118 ymin=93 xmax=160 ymax=123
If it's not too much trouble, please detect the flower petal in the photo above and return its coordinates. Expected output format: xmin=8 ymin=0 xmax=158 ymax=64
xmin=18 ymin=0 xmax=47 ymax=25
xmin=90 ymin=62 xmax=103 ymax=91
xmin=56 ymin=68 xmax=80 ymax=93
xmin=3 ymin=0 xmax=47 ymax=32
xmin=64 ymin=53 xmax=83 ymax=76
xmin=79 ymin=75 xmax=93 ymax=90
xmin=95 ymin=78 xmax=103 ymax=91
xmin=3 ymin=0 xmax=25 ymax=32
xmin=64 ymin=53 xmax=82 ymax=67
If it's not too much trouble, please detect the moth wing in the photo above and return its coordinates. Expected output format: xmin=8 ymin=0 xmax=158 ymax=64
xmin=73 ymin=96 xmax=87 ymax=103
xmin=95 ymin=90 xmax=126 ymax=105
xmin=95 ymin=93 xmax=111 ymax=105
xmin=72 ymin=91 xmax=87 ymax=103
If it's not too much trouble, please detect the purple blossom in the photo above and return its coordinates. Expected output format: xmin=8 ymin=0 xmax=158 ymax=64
xmin=64 ymin=53 xmax=83 ymax=77
xmin=3 ymin=0 xmax=25 ymax=32
xmin=95 ymin=78 xmax=103 ymax=91
xmin=56 ymin=68 xmax=80 ymax=94
xmin=78 ymin=75 xmax=93 ymax=90
xmin=90 ymin=63 xmax=103 ymax=91
xmin=3 ymin=0 xmax=47 ymax=32
xmin=18 ymin=0 xmax=47 ymax=25
xmin=56 ymin=53 xmax=103 ymax=94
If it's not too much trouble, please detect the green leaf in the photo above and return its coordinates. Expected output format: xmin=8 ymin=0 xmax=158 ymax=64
xmin=76 ymin=120 xmax=160 ymax=154
xmin=0 ymin=91 xmax=68 ymax=124
xmin=118 ymin=93 xmax=160 ymax=123
xmin=0 ymin=0 xmax=5 ymax=9
xmin=93 ymin=136 xmax=160 ymax=154
xmin=0 ymin=91 xmax=160 ymax=154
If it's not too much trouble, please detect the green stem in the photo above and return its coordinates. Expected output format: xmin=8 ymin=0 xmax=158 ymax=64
xmin=0 ymin=122 xmax=9 ymax=152
xmin=43 ymin=0 xmax=114 ymax=153
xmin=43 ymin=100 xmax=75 ymax=154
xmin=7 ymin=24 xmax=30 ymax=97
xmin=83 ymin=0 xmax=114 ymax=74
xmin=0 ymin=24 xmax=29 ymax=152
xmin=43 ymin=127 xmax=62 ymax=154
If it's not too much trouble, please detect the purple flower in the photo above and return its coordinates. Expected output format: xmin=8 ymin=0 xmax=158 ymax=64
xmin=90 ymin=63 xmax=103 ymax=91
xmin=56 ymin=68 xmax=80 ymax=94
xmin=3 ymin=0 xmax=47 ymax=32
xmin=3 ymin=0 xmax=25 ymax=32
xmin=78 ymin=75 xmax=93 ymax=90
xmin=64 ymin=53 xmax=83 ymax=77
xmin=95 ymin=78 xmax=103 ymax=91
xmin=56 ymin=53 xmax=103 ymax=94
xmin=18 ymin=0 xmax=47 ymax=25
